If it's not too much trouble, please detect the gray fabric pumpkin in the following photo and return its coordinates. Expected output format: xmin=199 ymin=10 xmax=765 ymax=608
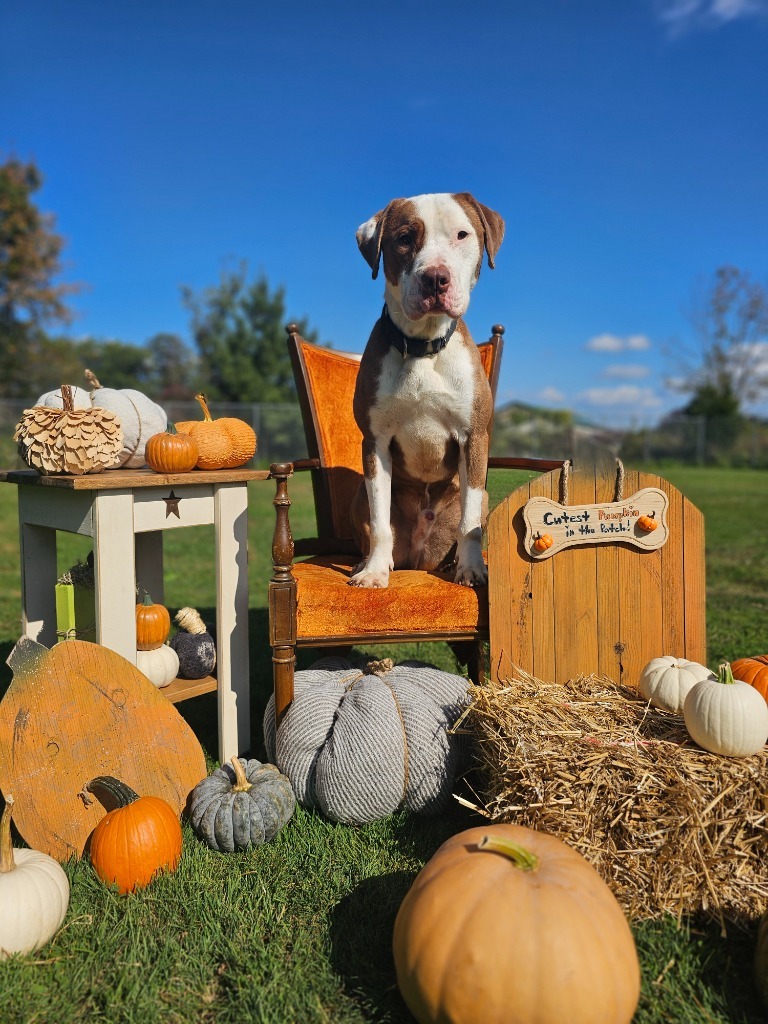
xmin=262 ymin=657 xmax=470 ymax=826
xmin=169 ymin=607 xmax=216 ymax=679
xmin=189 ymin=756 xmax=295 ymax=852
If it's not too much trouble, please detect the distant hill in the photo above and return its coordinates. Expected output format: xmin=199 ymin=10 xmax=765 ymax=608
xmin=491 ymin=400 xmax=621 ymax=461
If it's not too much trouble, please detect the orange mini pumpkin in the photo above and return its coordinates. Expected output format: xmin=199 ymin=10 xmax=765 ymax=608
xmin=533 ymin=532 xmax=554 ymax=553
xmin=86 ymin=776 xmax=182 ymax=894
xmin=136 ymin=593 xmax=170 ymax=651
xmin=637 ymin=511 xmax=658 ymax=532
xmin=731 ymin=654 xmax=768 ymax=702
xmin=144 ymin=426 xmax=199 ymax=474
xmin=175 ymin=394 xmax=256 ymax=470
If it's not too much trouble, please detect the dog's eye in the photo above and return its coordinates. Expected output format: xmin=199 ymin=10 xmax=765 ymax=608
xmin=396 ymin=232 xmax=414 ymax=248
xmin=457 ymin=230 xmax=469 ymax=240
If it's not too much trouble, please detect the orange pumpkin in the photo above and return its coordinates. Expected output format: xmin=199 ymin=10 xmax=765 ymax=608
xmin=175 ymin=394 xmax=256 ymax=470
xmin=86 ymin=776 xmax=182 ymax=894
xmin=136 ymin=593 xmax=170 ymax=651
xmin=637 ymin=511 xmax=658 ymax=532
xmin=731 ymin=654 xmax=768 ymax=702
xmin=533 ymin=532 xmax=554 ymax=553
xmin=144 ymin=427 xmax=199 ymax=474
xmin=393 ymin=824 xmax=640 ymax=1024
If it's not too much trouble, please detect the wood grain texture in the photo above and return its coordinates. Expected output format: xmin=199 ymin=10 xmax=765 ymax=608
xmin=488 ymin=467 xmax=706 ymax=686
xmin=0 ymin=638 xmax=206 ymax=861
xmin=0 ymin=467 xmax=270 ymax=490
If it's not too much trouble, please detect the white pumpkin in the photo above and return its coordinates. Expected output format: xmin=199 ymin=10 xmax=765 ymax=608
xmin=638 ymin=656 xmax=714 ymax=713
xmin=35 ymin=371 xmax=168 ymax=469
xmin=0 ymin=795 xmax=70 ymax=958
xmin=683 ymin=662 xmax=768 ymax=757
xmin=136 ymin=644 xmax=179 ymax=688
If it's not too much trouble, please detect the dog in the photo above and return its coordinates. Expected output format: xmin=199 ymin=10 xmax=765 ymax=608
xmin=349 ymin=192 xmax=505 ymax=590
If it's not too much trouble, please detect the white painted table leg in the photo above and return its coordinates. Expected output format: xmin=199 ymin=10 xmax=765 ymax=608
xmin=19 ymin=521 xmax=57 ymax=646
xmin=214 ymin=482 xmax=250 ymax=761
xmin=135 ymin=532 xmax=164 ymax=605
xmin=92 ymin=490 xmax=137 ymax=664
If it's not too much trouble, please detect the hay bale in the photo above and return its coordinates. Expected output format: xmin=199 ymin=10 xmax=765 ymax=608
xmin=462 ymin=672 xmax=768 ymax=928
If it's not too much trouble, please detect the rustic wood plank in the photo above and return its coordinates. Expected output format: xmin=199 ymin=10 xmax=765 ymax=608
xmin=163 ymin=675 xmax=218 ymax=703
xmin=487 ymin=478 xmax=519 ymax=682
xmin=637 ymin=471 xmax=664 ymax=687
xmin=659 ymin=475 xmax=685 ymax=657
xmin=595 ymin=467 xmax=622 ymax=681
xmin=530 ymin=470 xmax=556 ymax=683
xmin=0 ymin=467 xmax=270 ymax=489
xmin=683 ymin=496 xmax=708 ymax=665
xmin=614 ymin=468 xmax=644 ymax=689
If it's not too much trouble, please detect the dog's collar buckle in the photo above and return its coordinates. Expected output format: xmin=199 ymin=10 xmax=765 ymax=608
xmin=382 ymin=305 xmax=457 ymax=359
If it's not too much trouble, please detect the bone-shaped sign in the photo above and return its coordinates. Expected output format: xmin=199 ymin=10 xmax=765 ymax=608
xmin=523 ymin=487 xmax=669 ymax=559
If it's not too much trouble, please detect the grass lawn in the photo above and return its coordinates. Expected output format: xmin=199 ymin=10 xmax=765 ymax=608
xmin=0 ymin=465 xmax=766 ymax=1022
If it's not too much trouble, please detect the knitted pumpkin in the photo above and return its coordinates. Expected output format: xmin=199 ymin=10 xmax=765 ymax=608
xmin=189 ymin=756 xmax=295 ymax=852
xmin=175 ymin=394 xmax=256 ymax=470
xmin=263 ymin=657 xmax=470 ymax=825
xmin=168 ymin=607 xmax=216 ymax=679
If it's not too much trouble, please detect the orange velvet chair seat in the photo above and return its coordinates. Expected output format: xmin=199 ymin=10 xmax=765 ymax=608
xmin=293 ymin=557 xmax=489 ymax=641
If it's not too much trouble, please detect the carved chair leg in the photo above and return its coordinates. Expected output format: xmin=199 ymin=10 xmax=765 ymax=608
xmin=270 ymin=463 xmax=297 ymax=728
xmin=449 ymin=640 xmax=487 ymax=685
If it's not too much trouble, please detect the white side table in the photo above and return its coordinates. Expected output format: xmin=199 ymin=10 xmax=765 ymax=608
xmin=0 ymin=466 xmax=269 ymax=763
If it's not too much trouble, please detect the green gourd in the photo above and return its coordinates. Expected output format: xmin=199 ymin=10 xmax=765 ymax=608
xmin=189 ymin=757 xmax=295 ymax=852
xmin=169 ymin=607 xmax=216 ymax=679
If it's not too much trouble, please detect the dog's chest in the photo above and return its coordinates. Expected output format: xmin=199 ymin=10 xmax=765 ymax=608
xmin=369 ymin=345 xmax=475 ymax=480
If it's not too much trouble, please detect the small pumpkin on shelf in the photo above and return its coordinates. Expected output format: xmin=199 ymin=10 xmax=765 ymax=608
xmin=683 ymin=661 xmax=768 ymax=757
xmin=136 ymin=644 xmax=179 ymax=688
xmin=144 ymin=425 xmax=199 ymax=474
xmin=0 ymin=794 xmax=70 ymax=958
xmin=175 ymin=393 xmax=256 ymax=470
xmin=189 ymin=756 xmax=295 ymax=853
xmin=85 ymin=776 xmax=183 ymax=894
xmin=169 ymin=607 xmax=216 ymax=679
xmin=136 ymin=593 xmax=170 ymax=651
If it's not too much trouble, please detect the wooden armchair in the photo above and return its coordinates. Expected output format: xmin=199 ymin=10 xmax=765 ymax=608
xmin=269 ymin=323 xmax=561 ymax=724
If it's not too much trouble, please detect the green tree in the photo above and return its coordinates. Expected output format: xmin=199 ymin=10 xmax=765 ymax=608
xmin=0 ymin=157 xmax=80 ymax=397
xmin=182 ymin=267 xmax=323 ymax=402
xmin=144 ymin=332 xmax=200 ymax=400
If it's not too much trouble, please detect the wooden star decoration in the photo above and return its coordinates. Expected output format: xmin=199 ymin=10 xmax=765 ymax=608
xmin=164 ymin=490 xmax=182 ymax=519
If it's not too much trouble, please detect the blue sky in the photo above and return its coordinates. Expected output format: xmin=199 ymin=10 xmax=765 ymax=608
xmin=3 ymin=0 xmax=767 ymax=427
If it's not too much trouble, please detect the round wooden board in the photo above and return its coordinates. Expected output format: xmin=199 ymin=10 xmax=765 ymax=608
xmin=0 ymin=638 xmax=207 ymax=861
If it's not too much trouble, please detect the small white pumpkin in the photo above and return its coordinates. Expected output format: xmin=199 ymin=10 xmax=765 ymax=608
xmin=0 ymin=794 xmax=70 ymax=958
xmin=683 ymin=662 xmax=768 ymax=757
xmin=638 ymin=656 xmax=714 ymax=713
xmin=35 ymin=371 xmax=168 ymax=469
xmin=136 ymin=644 xmax=179 ymax=688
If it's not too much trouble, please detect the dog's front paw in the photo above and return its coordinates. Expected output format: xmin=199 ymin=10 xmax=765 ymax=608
xmin=454 ymin=560 xmax=488 ymax=588
xmin=349 ymin=564 xmax=391 ymax=589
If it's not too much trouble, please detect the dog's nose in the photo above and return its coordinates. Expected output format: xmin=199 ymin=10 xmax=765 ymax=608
xmin=422 ymin=265 xmax=451 ymax=295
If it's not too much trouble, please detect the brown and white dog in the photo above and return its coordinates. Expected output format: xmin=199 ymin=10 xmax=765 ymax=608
xmin=349 ymin=192 xmax=505 ymax=589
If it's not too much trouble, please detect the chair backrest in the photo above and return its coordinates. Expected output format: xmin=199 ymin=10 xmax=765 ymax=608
xmin=287 ymin=323 xmax=505 ymax=543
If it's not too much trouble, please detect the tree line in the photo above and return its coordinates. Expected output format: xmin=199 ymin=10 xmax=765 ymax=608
xmin=2 ymin=155 xmax=766 ymax=422
xmin=0 ymin=157 xmax=322 ymax=403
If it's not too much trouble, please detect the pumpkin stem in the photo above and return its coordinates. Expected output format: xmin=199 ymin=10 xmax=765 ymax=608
xmin=84 ymin=368 xmax=103 ymax=390
xmin=60 ymin=384 xmax=75 ymax=415
xmin=477 ymin=833 xmax=539 ymax=872
xmin=141 ymin=593 xmax=155 ymax=607
xmin=718 ymin=662 xmax=736 ymax=685
xmin=85 ymin=776 xmax=141 ymax=809
xmin=175 ymin=607 xmax=208 ymax=634
xmin=194 ymin=394 xmax=214 ymax=422
xmin=230 ymin=757 xmax=253 ymax=793
xmin=0 ymin=795 xmax=17 ymax=874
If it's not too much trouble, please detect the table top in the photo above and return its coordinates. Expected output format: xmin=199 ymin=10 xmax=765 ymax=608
xmin=0 ymin=466 xmax=272 ymax=490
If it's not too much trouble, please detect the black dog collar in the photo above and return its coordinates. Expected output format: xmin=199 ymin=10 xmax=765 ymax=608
xmin=382 ymin=304 xmax=457 ymax=358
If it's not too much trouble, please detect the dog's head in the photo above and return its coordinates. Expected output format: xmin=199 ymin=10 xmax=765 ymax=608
xmin=356 ymin=192 xmax=504 ymax=322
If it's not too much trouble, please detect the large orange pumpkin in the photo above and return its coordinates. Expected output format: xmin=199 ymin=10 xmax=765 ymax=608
xmin=393 ymin=824 xmax=640 ymax=1024
xmin=86 ymin=776 xmax=183 ymax=894
xmin=731 ymin=655 xmax=768 ymax=702
xmin=175 ymin=394 xmax=256 ymax=470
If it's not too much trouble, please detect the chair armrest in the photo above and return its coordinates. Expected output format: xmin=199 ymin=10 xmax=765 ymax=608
xmin=291 ymin=458 xmax=321 ymax=471
xmin=488 ymin=456 xmax=567 ymax=472
xmin=269 ymin=463 xmax=295 ymax=572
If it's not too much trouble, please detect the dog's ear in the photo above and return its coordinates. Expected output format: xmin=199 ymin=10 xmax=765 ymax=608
xmin=453 ymin=193 xmax=505 ymax=270
xmin=356 ymin=206 xmax=389 ymax=280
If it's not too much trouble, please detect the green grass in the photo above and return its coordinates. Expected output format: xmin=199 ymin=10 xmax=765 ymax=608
xmin=0 ymin=466 xmax=766 ymax=1022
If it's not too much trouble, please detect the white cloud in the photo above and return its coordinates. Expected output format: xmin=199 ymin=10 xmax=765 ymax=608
xmin=538 ymin=386 xmax=565 ymax=403
xmin=579 ymin=386 xmax=664 ymax=409
xmin=655 ymin=0 xmax=768 ymax=34
xmin=602 ymin=364 xmax=651 ymax=379
xmin=585 ymin=333 xmax=652 ymax=352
